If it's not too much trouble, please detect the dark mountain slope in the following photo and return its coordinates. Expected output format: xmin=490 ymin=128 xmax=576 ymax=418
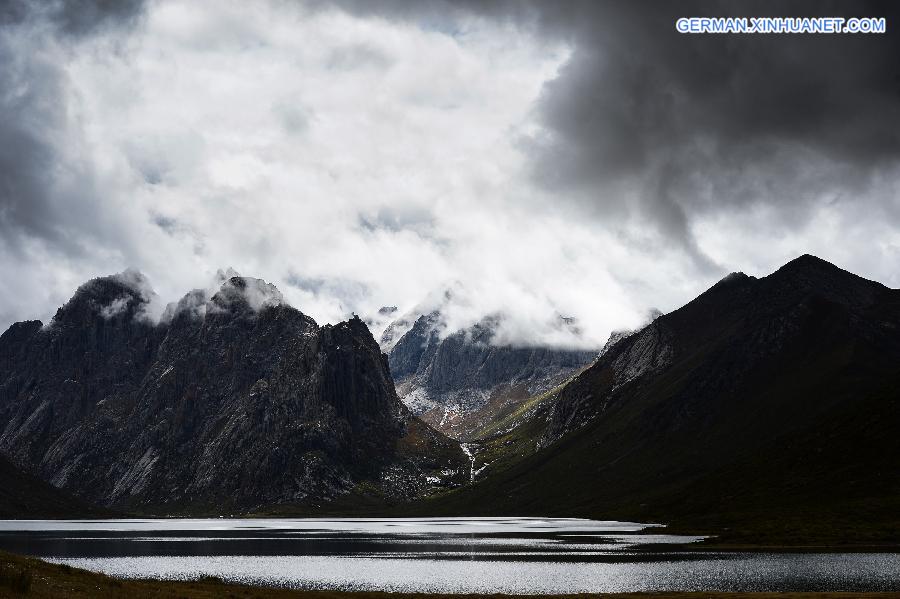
xmin=417 ymin=255 xmax=900 ymax=542
xmin=0 ymin=452 xmax=110 ymax=518
xmin=0 ymin=273 xmax=464 ymax=514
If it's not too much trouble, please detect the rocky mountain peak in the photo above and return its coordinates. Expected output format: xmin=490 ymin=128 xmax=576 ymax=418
xmin=716 ymin=271 xmax=750 ymax=286
xmin=52 ymin=271 xmax=154 ymax=326
xmin=385 ymin=307 xmax=598 ymax=438
xmin=778 ymin=252 xmax=835 ymax=272
xmin=767 ymin=253 xmax=884 ymax=308
xmin=0 ymin=273 xmax=465 ymax=511
xmin=161 ymin=275 xmax=286 ymax=324
xmin=208 ymin=275 xmax=282 ymax=314
xmin=770 ymin=253 xmax=880 ymax=289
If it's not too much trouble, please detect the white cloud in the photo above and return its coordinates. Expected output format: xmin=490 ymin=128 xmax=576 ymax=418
xmin=2 ymin=0 xmax=897 ymax=350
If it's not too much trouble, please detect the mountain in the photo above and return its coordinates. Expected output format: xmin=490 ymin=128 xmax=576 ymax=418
xmin=0 ymin=453 xmax=110 ymax=518
xmin=0 ymin=273 xmax=465 ymax=514
xmin=385 ymin=311 xmax=597 ymax=439
xmin=418 ymin=255 xmax=900 ymax=543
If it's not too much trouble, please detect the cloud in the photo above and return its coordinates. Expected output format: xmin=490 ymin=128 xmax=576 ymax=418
xmin=515 ymin=1 xmax=900 ymax=269
xmin=161 ymin=269 xmax=284 ymax=322
xmin=1 ymin=0 xmax=898 ymax=351
xmin=0 ymin=1 xmax=146 ymax=38
xmin=0 ymin=0 xmax=153 ymax=326
xmin=214 ymin=275 xmax=285 ymax=313
xmin=325 ymin=1 xmax=900 ymax=276
xmin=99 ymin=296 xmax=130 ymax=319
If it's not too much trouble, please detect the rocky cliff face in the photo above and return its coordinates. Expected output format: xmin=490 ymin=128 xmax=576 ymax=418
xmin=0 ymin=273 xmax=465 ymax=513
xmin=385 ymin=312 xmax=597 ymax=439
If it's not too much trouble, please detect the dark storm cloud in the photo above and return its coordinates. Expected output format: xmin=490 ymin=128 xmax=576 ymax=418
xmin=308 ymin=0 xmax=540 ymax=29
xmin=328 ymin=0 xmax=900 ymax=268
xmin=0 ymin=0 xmax=147 ymax=256
xmin=521 ymin=1 xmax=900 ymax=264
xmin=0 ymin=0 xmax=145 ymax=37
xmin=0 ymin=31 xmax=101 ymax=258
xmin=50 ymin=0 xmax=145 ymax=37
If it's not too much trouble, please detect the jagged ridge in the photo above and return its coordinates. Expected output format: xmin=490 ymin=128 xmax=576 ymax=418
xmin=0 ymin=273 xmax=465 ymax=513
xmin=386 ymin=311 xmax=597 ymax=439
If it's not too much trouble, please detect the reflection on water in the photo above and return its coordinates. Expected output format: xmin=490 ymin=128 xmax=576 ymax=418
xmin=0 ymin=517 xmax=896 ymax=593
xmin=44 ymin=554 xmax=900 ymax=594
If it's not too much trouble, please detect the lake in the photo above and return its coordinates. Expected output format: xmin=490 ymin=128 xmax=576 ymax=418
xmin=0 ymin=517 xmax=897 ymax=593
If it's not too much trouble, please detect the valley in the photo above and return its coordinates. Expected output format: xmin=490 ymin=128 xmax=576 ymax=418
xmin=0 ymin=255 xmax=898 ymax=550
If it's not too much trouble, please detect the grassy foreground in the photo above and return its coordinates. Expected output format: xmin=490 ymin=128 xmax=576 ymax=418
xmin=1 ymin=551 xmax=898 ymax=599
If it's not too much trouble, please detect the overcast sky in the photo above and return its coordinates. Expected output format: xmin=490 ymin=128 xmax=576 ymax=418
xmin=1 ymin=0 xmax=899 ymax=347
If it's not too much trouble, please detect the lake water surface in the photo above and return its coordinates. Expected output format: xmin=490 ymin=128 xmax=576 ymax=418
xmin=0 ymin=517 xmax=897 ymax=593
